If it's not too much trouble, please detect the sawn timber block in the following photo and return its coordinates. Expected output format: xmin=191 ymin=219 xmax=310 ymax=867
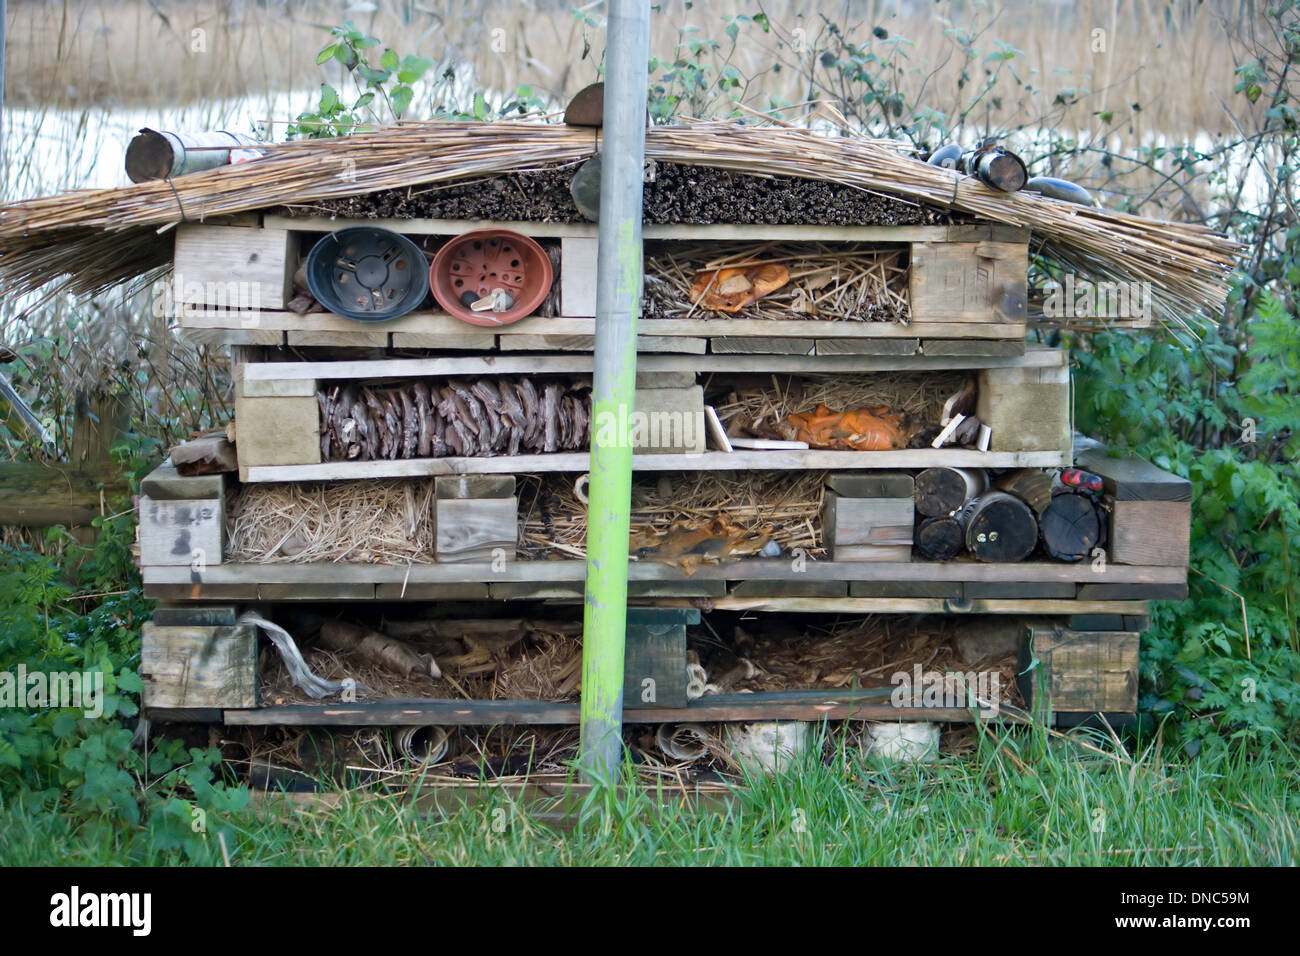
xmin=141 ymin=622 xmax=258 ymax=710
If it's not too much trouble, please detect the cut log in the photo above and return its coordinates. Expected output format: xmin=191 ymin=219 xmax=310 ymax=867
xmin=958 ymin=491 xmax=1038 ymax=562
xmin=914 ymin=515 xmax=965 ymax=561
xmin=995 ymin=468 xmax=1053 ymax=515
xmin=914 ymin=466 xmax=986 ymax=517
xmin=1039 ymin=491 xmax=1106 ymax=563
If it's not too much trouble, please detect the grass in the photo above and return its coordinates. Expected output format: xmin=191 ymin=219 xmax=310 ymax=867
xmin=3 ymin=723 xmax=1296 ymax=866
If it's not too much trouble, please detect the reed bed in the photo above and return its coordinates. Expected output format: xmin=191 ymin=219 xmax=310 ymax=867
xmin=518 ymin=470 xmax=826 ymax=560
xmin=644 ymin=241 xmax=910 ymax=322
xmin=226 ymin=480 xmax=437 ymax=565
xmin=0 ymin=120 xmax=1243 ymax=328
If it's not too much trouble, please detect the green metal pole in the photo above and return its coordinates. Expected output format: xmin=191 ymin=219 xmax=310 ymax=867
xmin=580 ymin=0 xmax=650 ymax=783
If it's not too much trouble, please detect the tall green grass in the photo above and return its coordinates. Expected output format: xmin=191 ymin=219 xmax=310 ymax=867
xmin=3 ymin=723 xmax=1295 ymax=866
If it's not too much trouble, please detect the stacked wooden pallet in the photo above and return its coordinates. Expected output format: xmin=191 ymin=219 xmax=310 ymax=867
xmin=141 ymin=205 xmax=1190 ymax=741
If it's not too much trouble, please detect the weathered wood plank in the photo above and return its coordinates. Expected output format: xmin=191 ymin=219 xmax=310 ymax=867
xmin=138 ymin=496 xmax=223 ymax=568
xmin=814 ymin=337 xmax=919 ymax=355
xmin=142 ymin=623 xmax=258 ymax=709
xmin=922 ymin=339 xmax=1025 ymax=356
xmin=909 ymin=240 xmax=1028 ymax=322
xmin=711 ymin=337 xmax=815 ymax=355
xmin=1074 ymin=447 xmax=1192 ymax=501
xmin=1023 ymin=627 xmax=1140 ymax=714
xmin=436 ymin=497 xmax=517 ymax=562
xmin=560 ymin=235 xmax=598 ymax=317
xmin=977 ymin=364 xmax=1071 ymax=455
xmin=244 ymin=448 xmax=1068 ymax=483
xmin=142 ymin=558 xmax=1187 ymax=586
xmin=174 ymin=225 xmax=293 ymax=311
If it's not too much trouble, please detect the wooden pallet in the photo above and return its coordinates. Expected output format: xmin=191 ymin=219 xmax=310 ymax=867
xmin=172 ymin=217 xmax=1029 ymax=352
xmin=229 ymin=349 xmax=1072 ymax=480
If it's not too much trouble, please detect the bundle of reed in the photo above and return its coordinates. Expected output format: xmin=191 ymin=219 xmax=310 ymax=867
xmin=643 ymin=240 xmax=909 ymax=322
xmin=0 ymin=120 xmax=1241 ymax=327
xmin=226 ymin=479 xmax=437 ymax=564
xmin=517 ymin=470 xmax=826 ymax=560
xmin=715 ymin=371 xmax=966 ymax=438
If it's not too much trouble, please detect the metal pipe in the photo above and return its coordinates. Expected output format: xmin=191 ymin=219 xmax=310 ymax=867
xmin=580 ymin=0 xmax=650 ymax=784
xmin=125 ymin=128 xmax=262 ymax=183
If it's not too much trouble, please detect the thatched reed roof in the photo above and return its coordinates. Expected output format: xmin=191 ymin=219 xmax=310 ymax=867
xmin=0 ymin=119 xmax=1243 ymax=328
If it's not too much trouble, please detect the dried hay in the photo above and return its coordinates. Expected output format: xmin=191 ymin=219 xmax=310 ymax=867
xmin=692 ymin=615 xmax=1024 ymax=707
xmin=518 ymin=470 xmax=826 ymax=560
xmin=226 ymin=479 xmax=437 ymax=564
xmin=645 ymin=240 xmax=910 ymax=322
xmin=714 ymin=370 xmax=967 ymax=439
xmin=259 ymin=616 xmax=583 ymax=705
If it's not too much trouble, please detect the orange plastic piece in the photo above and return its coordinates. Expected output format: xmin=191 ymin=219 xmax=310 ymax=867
xmin=689 ymin=263 xmax=790 ymax=312
xmin=780 ymin=404 xmax=907 ymax=451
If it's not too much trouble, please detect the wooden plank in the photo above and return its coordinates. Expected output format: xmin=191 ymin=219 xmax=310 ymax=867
xmin=224 ymin=690 xmax=1032 ymax=727
xmin=711 ymin=337 xmax=815 ymax=355
xmin=625 ymin=608 xmax=694 ymax=709
xmin=185 ymin=312 xmax=1061 ymax=369
xmin=435 ymin=475 xmax=516 ymax=499
xmin=287 ymin=329 xmax=388 ymax=348
xmin=1073 ymin=447 xmax=1192 ymax=501
xmin=436 ymin=497 xmax=517 ymax=562
xmin=977 ymin=364 xmax=1071 ymax=455
xmin=628 ymin=580 xmax=727 ymax=597
xmin=234 ymin=366 xmax=319 ymax=476
xmin=827 ymin=471 xmax=915 ymax=498
xmin=141 ymin=623 xmax=257 ymax=709
xmin=650 ymin=597 xmax=1150 ymax=615
xmin=257 ymin=582 xmax=375 ymax=600
xmin=1026 ymin=627 xmax=1140 ymax=713
xmin=138 ymin=496 xmax=223 ymax=568
xmin=560 ymin=236 xmax=598 ymax=317
xmin=1106 ymin=499 xmax=1188 ymax=566
xmin=630 ymin=386 xmax=706 ymax=453
xmin=149 ymin=605 xmax=239 ymax=627
xmin=141 ymin=462 xmax=225 ymax=501
xmin=964 ymin=582 xmax=1077 ymax=599
xmin=141 ymin=559 xmax=1187 ymax=586
xmin=815 ymin=338 xmax=918 ymax=355
xmin=194 ymin=308 xmax=1024 ymax=342
xmin=922 ymin=339 xmax=1024 ymax=356
xmin=1076 ymin=582 xmax=1188 ymax=600
xmin=244 ymin=448 xmax=1068 ymax=482
xmin=832 ymin=544 xmax=913 ymax=561
xmin=850 ymin=580 xmax=962 ymax=599
xmin=909 ymin=240 xmax=1028 ymax=322
xmin=390 ymin=331 xmax=497 ymax=349
xmin=824 ymin=496 xmax=914 ymax=546
xmin=178 ymin=328 xmax=284 ymax=348
xmin=374 ymin=582 xmax=490 ymax=600
xmin=490 ymin=582 xmax=584 ymax=600
xmin=729 ymin=579 xmax=848 ymax=598
xmin=498 ymin=334 xmax=707 ymax=353
xmin=174 ymin=225 xmax=293 ymax=311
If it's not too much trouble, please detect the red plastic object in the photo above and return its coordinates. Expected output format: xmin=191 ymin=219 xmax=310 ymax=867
xmin=1061 ymin=469 xmax=1104 ymax=493
xmin=429 ymin=229 xmax=553 ymax=326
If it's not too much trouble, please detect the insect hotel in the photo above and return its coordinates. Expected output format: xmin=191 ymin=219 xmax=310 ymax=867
xmin=0 ymin=116 xmax=1237 ymax=776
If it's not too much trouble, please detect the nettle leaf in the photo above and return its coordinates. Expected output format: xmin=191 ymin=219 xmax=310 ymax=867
xmin=381 ymin=48 xmax=399 ymax=70
xmin=319 ymin=83 xmax=340 ymax=112
xmin=317 ymin=44 xmax=339 ymax=65
xmin=391 ymin=85 xmax=415 ymax=118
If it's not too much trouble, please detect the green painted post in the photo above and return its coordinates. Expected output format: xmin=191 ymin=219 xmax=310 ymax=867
xmin=580 ymin=0 xmax=651 ymax=783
